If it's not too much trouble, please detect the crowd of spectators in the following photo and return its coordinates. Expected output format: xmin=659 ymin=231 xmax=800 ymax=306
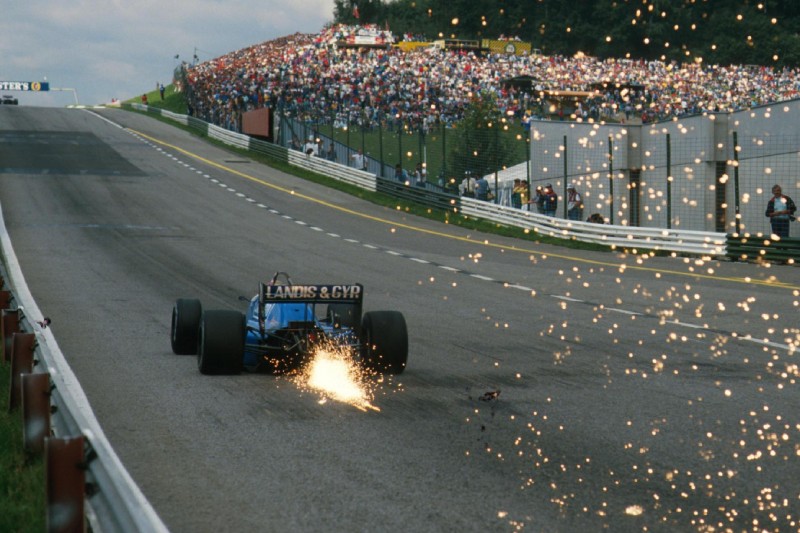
xmin=183 ymin=24 xmax=800 ymax=132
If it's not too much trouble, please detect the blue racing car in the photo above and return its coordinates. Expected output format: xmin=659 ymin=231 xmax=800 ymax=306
xmin=171 ymin=272 xmax=408 ymax=375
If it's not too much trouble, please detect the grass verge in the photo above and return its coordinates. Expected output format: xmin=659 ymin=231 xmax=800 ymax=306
xmin=0 ymin=360 xmax=46 ymax=532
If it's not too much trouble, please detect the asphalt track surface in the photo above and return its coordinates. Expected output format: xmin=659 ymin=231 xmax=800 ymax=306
xmin=0 ymin=106 xmax=798 ymax=532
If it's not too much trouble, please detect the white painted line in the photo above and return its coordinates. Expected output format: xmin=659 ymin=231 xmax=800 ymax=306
xmin=551 ymin=295 xmax=583 ymax=302
xmin=363 ymin=244 xmax=378 ymax=249
xmin=606 ymin=307 xmax=643 ymax=316
xmin=327 ymin=233 xmax=341 ymax=238
xmin=439 ymin=266 xmax=460 ymax=272
xmin=386 ymin=250 xmax=402 ymax=256
xmin=507 ymin=284 xmax=532 ymax=291
xmin=310 ymin=227 xmax=324 ymax=232
xmin=410 ymin=258 xmax=430 ymax=264
xmin=295 ymin=221 xmax=308 ymax=226
xmin=470 ymin=274 xmax=494 ymax=281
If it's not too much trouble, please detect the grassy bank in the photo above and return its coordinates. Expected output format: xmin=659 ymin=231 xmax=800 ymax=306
xmin=0 ymin=360 xmax=46 ymax=532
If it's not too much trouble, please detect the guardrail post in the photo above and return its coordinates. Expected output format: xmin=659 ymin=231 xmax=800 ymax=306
xmin=21 ymin=372 xmax=52 ymax=454
xmin=8 ymin=332 xmax=36 ymax=411
xmin=0 ymin=289 xmax=10 ymax=310
xmin=46 ymin=435 xmax=86 ymax=533
xmin=1 ymin=308 xmax=21 ymax=363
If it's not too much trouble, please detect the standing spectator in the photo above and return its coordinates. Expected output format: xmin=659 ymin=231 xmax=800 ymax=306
xmin=765 ymin=184 xmax=796 ymax=237
xmin=141 ymin=93 xmax=148 ymax=106
xmin=414 ymin=163 xmax=426 ymax=187
xmin=475 ymin=174 xmax=490 ymax=201
xmin=159 ymin=83 xmax=166 ymax=100
xmin=542 ymin=184 xmax=558 ymax=216
xmin=530 ymin=186 xmax=546 ymax=214
xmin=351 ymin=149 xmax=366 ymax=170
xmin=303 ymin=136 xmax=318 ymax=156
xmin=460 ymin=173 xmax=476 ymax=197
xmin=567 ymin=184 xmax=584 ymax=220
xmin=326 ymin=142 xmax=336 ymax=162
xmin=512 ymin=179 xmax=529 ymax=209
xmin=394 ymin=163 xmax=409 ymax=183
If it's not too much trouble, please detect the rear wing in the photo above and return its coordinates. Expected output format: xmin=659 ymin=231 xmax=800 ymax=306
xmin=259 ymin=282 xmax=364 ymax=305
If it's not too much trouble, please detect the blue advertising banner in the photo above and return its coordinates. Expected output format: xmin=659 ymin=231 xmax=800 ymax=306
xmin=0 ymin=81 xmax=50 ymax=91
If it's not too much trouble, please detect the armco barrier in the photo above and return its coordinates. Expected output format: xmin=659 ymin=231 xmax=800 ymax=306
xmin=0 ymin=201 xmax=168 ymax=532
xmin=8 ymin=332 xmax=35 ymax=411
xmin=459 ymin=199 xmax=729 ymax=257
xmin=726 ymin=233 xmax=800 ymax=263
xmin=127 ymin=104 xmax=733 ymax=258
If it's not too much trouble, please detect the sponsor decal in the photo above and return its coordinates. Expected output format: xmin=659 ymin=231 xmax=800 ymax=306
xmin=0 ymin=81 xmax=50 ymax=91
xmin=265 ymin=284 xmax=362 ymax=301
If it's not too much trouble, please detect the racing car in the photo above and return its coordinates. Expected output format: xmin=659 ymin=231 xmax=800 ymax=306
xmin=170 ymin=272 xmax=408 ymax=375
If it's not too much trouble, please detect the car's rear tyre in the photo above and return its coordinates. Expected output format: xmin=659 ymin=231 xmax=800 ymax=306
xmin=171 ymin=298 xmax=202 ymax=355
xmin=361 ymin=311 xmax=408 ymax=374
xmin=198 ymin=310 xmax=245 ymax=375
xmin=327 ymin=303 xmax=362 ymax=332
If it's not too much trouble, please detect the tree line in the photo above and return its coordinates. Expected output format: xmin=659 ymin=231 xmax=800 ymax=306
xmin=333 ymin=0 xmax=800 ymax=67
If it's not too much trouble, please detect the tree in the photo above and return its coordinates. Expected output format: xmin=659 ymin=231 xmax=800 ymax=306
xmin=446 ymin=92 xmax=519 ymax=182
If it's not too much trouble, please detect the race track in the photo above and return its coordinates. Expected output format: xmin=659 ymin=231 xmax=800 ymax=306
xmin=0 ymin=106 xmax=798 ymax=532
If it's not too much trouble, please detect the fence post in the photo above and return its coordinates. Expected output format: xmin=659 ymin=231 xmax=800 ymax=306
xmin=8 ymin=332 xmax=36 ymax=411
xmin=666 ymin=133 xmax=672 ymax=230
xmin=608 ymin=135 xmax=615 ymax=225
xmin=1 ymin=308 xmax=21 ymax=364
xmin=563 ymin=135 xmax=568 ymax=218
xmin=21 ymin=372 xmax=51 ymax=454
xmin=46 ymin=435 xmax=86 ymax=533
xmin=733 ymin=131 xmax=741 ymax=234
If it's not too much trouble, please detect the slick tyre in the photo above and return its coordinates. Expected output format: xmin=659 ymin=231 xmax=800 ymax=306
xmin=171 ymin=298 xmax=202 ymax=355
xmin=198 ymin=310 xmax=245 ymax=375
xmin=361 ymin=311 xmax=408 ymax=374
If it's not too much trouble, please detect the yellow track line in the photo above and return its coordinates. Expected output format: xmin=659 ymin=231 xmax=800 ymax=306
xmin=131 ymin=129 xmax=799 ymax=291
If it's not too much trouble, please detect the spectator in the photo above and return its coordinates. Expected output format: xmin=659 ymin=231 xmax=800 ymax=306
xmin=351 ymin=149 xmax=367 ymax=170
xmin=567 ymin=184 xmax=584 ymax=220
xmin=587 ymin=213 xmax=605 ymax=224
xmin=512 ymin=179 xmax=529 ymax=209
xmin=765 ymin=184 xmax=796 ymax=237
xmin=394 ymin=163 xmax=409 ymax=183
xmin=326 ymin=142 xmax=336 ymax=162
xmin=475 ymin=175 xmax=490 ymax=201
xmin=530 ymin=186 xmax=546 ymax=214
xmin=542 ymin=184 xmax=558 ymax=216
xmin=303 ymin=136 xmax=318 ymax=156
xmin=460 ymin=174 xmax=476 ymax=198
xmin=414 ymin=163 xmax=426 ymax=187
xmin=141 ymin=93 xmax=148 ymax=106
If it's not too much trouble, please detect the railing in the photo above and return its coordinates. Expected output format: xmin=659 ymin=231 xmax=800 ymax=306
xmin=129 ymin=104 xmax=783 ymax=258
xmin=726 ymin=234 xmax=800 ymax=263
xmin=0 ymin=203 xmax=169 ymax=532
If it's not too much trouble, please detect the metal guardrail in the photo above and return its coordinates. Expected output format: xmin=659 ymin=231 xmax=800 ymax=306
xmin=129 ymin=104 xmax=741 ymax=258
xmin=460 ymin=199 xmax=729 ymax=256
xmin=726 ymin=234 xmax=800 ymax=263
xmin=0 ymin=203 xmax=169 ymax=533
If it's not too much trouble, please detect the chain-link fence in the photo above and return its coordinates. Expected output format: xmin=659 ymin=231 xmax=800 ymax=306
xmin=277 ymin=106 xmax=532 ymax=198
xmin=274 ymin=100 xmax=800 ymax=236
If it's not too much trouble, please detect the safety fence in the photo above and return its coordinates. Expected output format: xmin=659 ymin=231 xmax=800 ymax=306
xmin=129 ymin=103 xmax=740 ymax=258
xmin=0 ymin=208 xmax=168 ymax=532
